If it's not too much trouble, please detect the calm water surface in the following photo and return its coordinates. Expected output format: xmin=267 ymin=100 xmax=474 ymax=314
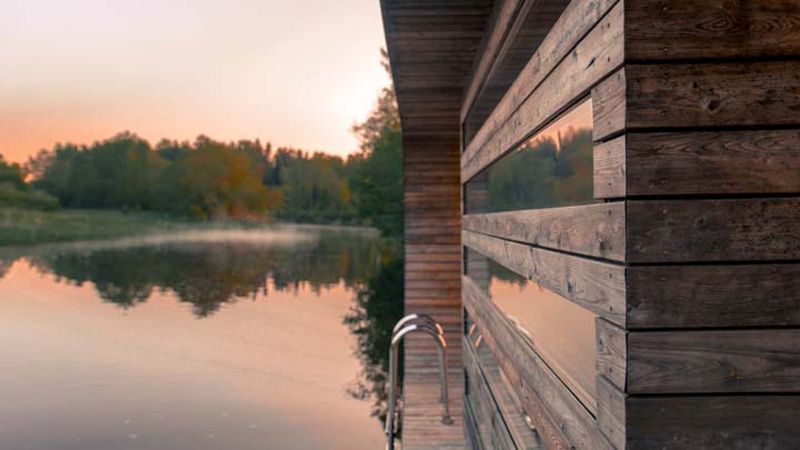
xmin=0 ymin=226 xmax=396 ymax=450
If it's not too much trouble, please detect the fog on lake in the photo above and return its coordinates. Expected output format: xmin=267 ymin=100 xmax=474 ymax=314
xmin=0 ymin=226 xmax=401 ymax=450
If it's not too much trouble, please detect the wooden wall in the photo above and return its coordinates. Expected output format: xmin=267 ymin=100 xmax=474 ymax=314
xmin=462 ymin=1 xmax=624 ymax=447
xmin=459 ymin=0 xmax=800 ymax=448
xmin=380 ymin=1 xmax=493 ymax=448
xmin=600 ymin=1 xmax=800 ymax=447
xmin=403 ymin=135 xmax=467 ymax=449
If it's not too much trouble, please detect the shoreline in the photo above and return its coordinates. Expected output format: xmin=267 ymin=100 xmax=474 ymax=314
xmin=0 ymin=208 xmax=376 ymax=248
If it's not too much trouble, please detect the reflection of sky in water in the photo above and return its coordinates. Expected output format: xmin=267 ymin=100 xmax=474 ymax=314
xmin=0 ymin=227 xmax=385 ymax=450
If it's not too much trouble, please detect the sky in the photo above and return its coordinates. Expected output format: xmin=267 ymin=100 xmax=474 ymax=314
xmin=0 ymin=0 xmax=390 ymax=163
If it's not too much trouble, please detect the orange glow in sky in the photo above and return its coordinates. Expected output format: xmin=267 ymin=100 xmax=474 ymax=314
xmin=0 ymin=0 xmax=390 ymax=163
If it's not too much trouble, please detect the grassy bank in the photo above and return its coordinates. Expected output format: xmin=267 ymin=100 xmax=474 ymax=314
xmin=0 ymin=208 xmax=203 ymax=246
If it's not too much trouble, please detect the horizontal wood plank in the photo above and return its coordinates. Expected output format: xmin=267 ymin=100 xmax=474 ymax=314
xmin=464 ymin=276 xmax=612 ymax=450
xmin=462 ymin=0 xmax=570 ymax=144
xmin=595 ymin=375 xmax=625 ymax=450
xmin=593 ymin=135 xmax=626 ymax=198
xmin=461 ymin=0 xmax=525 ymax=122
xmin=627 ymin=263 xmax=800 ymax=328
xmin=626 ymin=395 xmax=800 ymax=449
xmin=461 ymin=0 xmax=624 ymax=181
xmin=625 ymin=130 xmax=800 ymax=195
xmin=626 ymin=0 xmax=800 ymax=60
xmin=628 ymin=329 xmax=800 ymax=394
xmin=627 ymin=198 xmax=800 ymax=263
xmin=464 ymin=400 xmax=484 ymax=450
xmin=465 ymin=323 xmax=545 ymax=449
xmin=592 ymin=68 xmax=626 ymax=142
xmin=626 ymin=61 xmax=800 ymax=129
xmin=595 ymin=318 xmax=626 ymax=391
xmin=464 ymin=336 xmax=536 ymax=449
xmin=462 ymin=230 xmax=626 ymax=325
xmin=462 ymin=0 xmax=619 ymax=156
xmin=463 ymin=202 xmax=625 ymax=260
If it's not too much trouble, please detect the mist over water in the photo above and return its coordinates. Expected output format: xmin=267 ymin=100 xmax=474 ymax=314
xmin=0 ymin=226 xmax=394 ymax=450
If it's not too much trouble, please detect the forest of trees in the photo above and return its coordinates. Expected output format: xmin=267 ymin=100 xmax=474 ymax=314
xmin=0 ymin=155 xmax=60 ymax=211
xmin=465 ymin=127 xmax=594 ymax=214
xmin=1 ymin=65 xmax=403 ymax=236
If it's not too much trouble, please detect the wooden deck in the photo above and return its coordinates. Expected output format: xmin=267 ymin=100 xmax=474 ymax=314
xmin=400 ymin=328 xmax=465 ymax=450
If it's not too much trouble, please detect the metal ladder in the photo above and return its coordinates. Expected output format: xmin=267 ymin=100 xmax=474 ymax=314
xmin=386 ymin=313 xmax=452 ymax=450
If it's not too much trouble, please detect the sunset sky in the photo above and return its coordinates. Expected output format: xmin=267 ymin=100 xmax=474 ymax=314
xmin=0 ymin=0 xmax=389 ymax=163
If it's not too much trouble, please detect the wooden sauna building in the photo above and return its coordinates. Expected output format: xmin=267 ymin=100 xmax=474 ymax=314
xmin=380 ymin=0 xmax=800 ymax=448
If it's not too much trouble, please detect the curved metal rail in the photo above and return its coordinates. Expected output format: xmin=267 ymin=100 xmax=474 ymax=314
xmin=392 ymin=313 xmax=445 ymax=337
xmin=386 ymin=314 xmax=452 ymax=450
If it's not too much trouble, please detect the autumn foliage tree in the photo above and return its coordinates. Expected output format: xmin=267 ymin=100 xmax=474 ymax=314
xmin=157 ymin=136 xmax=281 ymax=219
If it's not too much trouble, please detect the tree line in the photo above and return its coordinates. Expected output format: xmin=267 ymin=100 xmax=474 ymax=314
xmin=0 ymin=155 xmax=60 ymax=211
xmin=1 ymin=79 xmax=402 ymax=237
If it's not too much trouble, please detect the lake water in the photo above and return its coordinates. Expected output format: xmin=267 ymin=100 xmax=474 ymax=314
xmin=0 ymin=226 xmax=398 ymax=450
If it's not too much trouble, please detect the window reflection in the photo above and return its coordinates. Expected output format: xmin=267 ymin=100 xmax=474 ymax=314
xmin=465 ymin=99 xmax=595 ymax=214
xmin=465 ymin=247 xmax=597 ymax=412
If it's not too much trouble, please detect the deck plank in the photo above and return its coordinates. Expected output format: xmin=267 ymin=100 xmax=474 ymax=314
xmin=401 ymin=324 xmax=465 ymax=450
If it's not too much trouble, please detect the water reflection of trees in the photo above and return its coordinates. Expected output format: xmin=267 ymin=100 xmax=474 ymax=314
xmin=1 ymin=228 xmax=403 ymax=429
xmin=21 ymin=230 xmax=382 ymax=317
xmin=343 ymin=247 xmax=403 ymax=425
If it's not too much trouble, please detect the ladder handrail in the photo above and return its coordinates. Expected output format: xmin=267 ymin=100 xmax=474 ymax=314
xmin=390 ymin=315 xmax=448 ymax=404
xmin=392 ymin=313 xmax=444 ymax=337
xmin=386 ymin=316 xmax=452 ymax=450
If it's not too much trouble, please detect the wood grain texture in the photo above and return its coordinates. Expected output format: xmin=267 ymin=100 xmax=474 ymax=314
xmin=487 ymin=360 xmax=543 ymax=450
xmin=627 ymin=263 xmax=800 ymax=328
xmin=625 ymin=0 xmax=800 ymax=60
xmin=595 ymin=318 xmax=626 ymax=391
xmin=626 ymin=395 xmax=800 ymax=449
xmin=625 ymin=130 xmax=800 ymax=195
xmin=464 ymin=336 xmax=543 ymax=449
xmin=462 ymin=230 xmax=626 ymax=325
xmin=464 ymin=400 xmax=484 ymax=450
xmin=464 ymin=339 xmax=517 ymax=449
xmin=592 ymin=68 xmax=626 ymax=141
xmin=462 ymin=202 xmax=626 ymax=261
xmin=628 ymin=329 xmax=800 ymax=394
xmin=462 ymin=0 xmax=619 ymax=158
xmin=593 ymin=135 xmax=626 ymax=198
xmin=394 ymin=92 xmax=466 ymax=450
xmin=595 ymin=375 xmax=625 ymax=450
xmin=463 ymin=0 xmax=570 ymax=143
xmin=462 ymin=0 xmax=624 ymax=181
xmin=627 ymin=197 xmax=800 ymax=263
xmin=461 ymin=0 xmax=525 ymax=122
xmin=626 ymin=61 xmax=800 ymax=129
xmin=463 ymin=276 xmax=613 ymax=450
xmin=382 ymin=0 xmax=491 ymax=141
xmin=496 ymin=355 xmax=573 ymax=450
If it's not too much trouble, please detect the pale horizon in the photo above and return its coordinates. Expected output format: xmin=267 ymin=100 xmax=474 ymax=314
xmin=0 ymin=0 xmax=390 ymax=163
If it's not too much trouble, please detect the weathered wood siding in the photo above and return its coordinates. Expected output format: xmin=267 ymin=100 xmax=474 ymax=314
xmin=404 ymin=137 xmax=466 ymax=449
xmin=459 ymin=0 xmax=800 ymax=448
xmin=461 ymin=1 xmax=622 ymax=448
xmin=380 ymin=1 xmax=493 ymax=448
